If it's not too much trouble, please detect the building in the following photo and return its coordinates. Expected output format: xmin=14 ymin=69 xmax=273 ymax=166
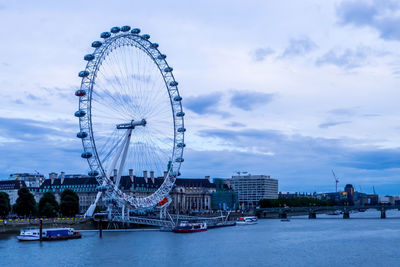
xmin=230 ymin=174 xmax=278 ymax=208
xmin=117 ymin=172 xmax=216 ymax=214
xmin=9 ymin=173 xmax=44 ymax=187
xmin=380 ymin=195 xmax=400 ymax=205
xmin=344 ymin=184 xmax=354 ymax=205
xmin=279 ymin=192 xmax=316 ymax=199
xmin=34 ymin=176 xmax=99 ymax=213
xmin=34 ymin=171 xmax=217 ymax=214
xmin=211 ymin=178 xmax=238 ymax=210
xmin=0 ymin=180 xmax=27 ymax=205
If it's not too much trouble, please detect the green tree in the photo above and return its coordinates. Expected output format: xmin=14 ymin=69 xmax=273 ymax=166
xmin=13 ymin=188 xmax=36 ymax=217
xmin=39 ymin=192 xmax=59 ymax=217
xmin=0 ymin=192 xmax=11 ymax=217
xmin=60 ymin=189 xmax=80 ymax=216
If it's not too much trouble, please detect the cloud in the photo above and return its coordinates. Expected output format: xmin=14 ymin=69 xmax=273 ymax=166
xmin=328 ymin=108 xmax=358 ymax=116
xmin=316 ymin=47 xmax=370 ymax=69
xmin=195 ymin=127 xmax=400 ymax=173
xmin=252 ymin=47 xmax=274 ymax=62
xmin=184 ymin=92 xmax=230 ymax=117
xmin=337 ymin=0 xmax=400 ymax=41
xmin=281 ymin=37 xmax=317 ymax=58
xmin=230 ymin=91 xmax=275 ymax=111
xmin=226 ymin=122 xmax=246 ymax=128
xmin=0 ymin=116 xmax=84 ymax=178
xmin=319 ymin=120 xmax=352 ymax=129
xmin=341 ymin=149 xmax=400 ymax=170
xmin=26 ymin=94 xmax=41 ymax=101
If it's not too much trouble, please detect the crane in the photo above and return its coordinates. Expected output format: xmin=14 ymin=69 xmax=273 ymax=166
xmin=331 ymin=170 xmax=339 ymax=192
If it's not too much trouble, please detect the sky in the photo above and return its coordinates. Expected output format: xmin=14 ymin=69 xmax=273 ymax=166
xmin=0 ymin=0 xmax=399 ymax=194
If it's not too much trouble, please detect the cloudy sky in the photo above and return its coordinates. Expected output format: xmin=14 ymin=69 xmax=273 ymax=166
xmin=0 ymin=0 xmax=399 ymax=194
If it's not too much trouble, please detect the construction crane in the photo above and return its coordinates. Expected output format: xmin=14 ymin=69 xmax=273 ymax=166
xmin=331 ymin=170 xmax=339 ymax=192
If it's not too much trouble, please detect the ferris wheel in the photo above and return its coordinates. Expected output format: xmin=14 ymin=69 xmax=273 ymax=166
xmin=74 ymin=25 xmax=185 ymax=215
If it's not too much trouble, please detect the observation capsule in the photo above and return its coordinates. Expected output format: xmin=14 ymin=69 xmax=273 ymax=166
xmin=75 ymin=89 xmax=86 ymax=97
xmin=131 ymin=28 xmax=141 ymax=34
xmin=78 ymin=70 xmax=89 ymax=78
xmin=176 ymin=111 xmax=185 ymax=117
xmin=88 ymin=170 xmax=99 ymax=176
xmin=142 ymin=34 xmax=150 ymax=40
xmin=157 ymin=54 xmax=166 ymax=60
xmin=110 ymin=26 xmax=120 ymax=34
xmin=169 ymin=81 xmax=178 ymax=86
xmin=91 ymin=41 xmax=102 ymax=48
xmin=121 ymin=25 xmax=131 ymax=32
xmin=150 ymin=43 xmax=159 ymax=49
xmin=175 ymin=158 xmax=184 ymax=163
xmin=164 ymin=67 xmax=173 ymax=72
xmin=177 ymin=143 xmax=186 ymax=148
xmin=100 ymin=32 xmax=111 ymax=38
xmin=174 ymin=96 xmax=182 ymax=101
xmin=177 ymin=127 xmax=186 ymax=133
xmin=81 ymin=152 xmax=92 ymax=159
xmin=76 ymin=131 xmax=88 ymax=138
xmin=74 ymin=110 xmax=86 ymax=117
xmin=84 ymin=54 xmax=95 ymax=61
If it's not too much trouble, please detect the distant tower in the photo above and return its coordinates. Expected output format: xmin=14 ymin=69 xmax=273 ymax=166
xmin=344 ymin=184 xmax=354 ymax=205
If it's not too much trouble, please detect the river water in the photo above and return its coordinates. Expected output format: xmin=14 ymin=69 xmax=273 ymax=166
xmin=1 ymin=210 xmax=400 ymax=267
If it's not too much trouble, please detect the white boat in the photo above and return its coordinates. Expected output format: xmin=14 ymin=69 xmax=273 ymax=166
xmin=236 ymin=216 xmax=258 ymax=225
xmin=17 ymin=228 xmax=45 ymax=241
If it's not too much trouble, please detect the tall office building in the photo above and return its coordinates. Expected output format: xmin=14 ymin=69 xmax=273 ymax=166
xmin=231 ymin=174 xmax=278 ymax=208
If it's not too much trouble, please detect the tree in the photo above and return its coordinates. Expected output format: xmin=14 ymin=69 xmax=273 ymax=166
xmin=60 ymin=189 xmax=80 ymax=216
xmin=0 ymin=192 xmax=11 ymax=217
xmin=13 ymin=188 xmax=36 ymax=217
xmin=39 ymin=192 xmax=59 ymax=217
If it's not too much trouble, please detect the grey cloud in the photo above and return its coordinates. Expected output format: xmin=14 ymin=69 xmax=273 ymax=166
xmin=337 ymin=0 xmax=400 ymax=41
xmin=328 ymin=108 xmax=357 ymax=116
xmin=230 ymin=90 xmax=275 ymax=111
xmin=281 ymin=37 xmax=317 ymax=58
xmin=319 ymin=121 xmax=352 ymax=129
xmin=184 ymin=92 xmax=231 ymax=117
xmin=226 ymin=122 xmax=246 ymax=128
xmin=0 ymin=116 xmax=84 ymax=178
xmin=252 ymin=47 xmax=274 ymax=62
xmin=316 ymin=47 xmax=370 ymax=69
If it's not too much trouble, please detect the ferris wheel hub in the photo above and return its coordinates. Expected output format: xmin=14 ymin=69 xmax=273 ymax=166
xmin=116 ymin=119 xmax=147 ymax=129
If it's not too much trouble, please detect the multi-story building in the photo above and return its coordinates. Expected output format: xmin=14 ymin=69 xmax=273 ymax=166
xmin=230 ymin=174 xmax=278 ymax=208
xmin=117 ymin=172 xmax=216 ymax=214
xmin=9 ymin=173 xmax=44 ymax=187
xmin=211 ymin=178 xmax=238 ymax=210
xmin=34 ymin=171 xmax=216 ymax=214
xmin=0 ymin=180 xmax=27 ymax=205
xmin=34 ymin=176 xmax=99 ymax=212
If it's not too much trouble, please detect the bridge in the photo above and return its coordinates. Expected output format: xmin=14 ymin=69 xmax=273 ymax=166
xmin=94 ymin=212 xmax=230 ymax=230
xmin=256 ymin=205 xmax=400 ymax=219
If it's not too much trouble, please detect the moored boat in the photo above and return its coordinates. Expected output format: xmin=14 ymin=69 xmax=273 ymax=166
xmin=173 ymin=221 xmax=207 ymax=233
xmin=17 ymin=227 xmax=81 ymax=241
xmin=43 ymin=228 xmax=82 ymax=241
xmin=236 ymin=216 xmax=258 ymax=225
xmin=17 ymin=228 xmax=44 ymax=241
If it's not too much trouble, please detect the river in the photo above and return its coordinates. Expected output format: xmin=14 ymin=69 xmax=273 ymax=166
xmin=1 ymin=210 xmax=399 ymax=266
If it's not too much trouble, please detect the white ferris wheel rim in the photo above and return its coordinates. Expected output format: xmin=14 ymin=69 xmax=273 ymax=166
xmin=75 ymin=26 xmax=185 ymax=209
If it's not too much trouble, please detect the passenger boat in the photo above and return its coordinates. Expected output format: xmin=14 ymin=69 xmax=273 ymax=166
xmin=236 ymin=216 xmax=258 ymax=225
xmin=173 ymin=221 xmax=207 ymax=233
xmin=17 ymin=227 xmax=81 ymax=241
xmin=17 ymin=228 xmax=44 ymax=241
